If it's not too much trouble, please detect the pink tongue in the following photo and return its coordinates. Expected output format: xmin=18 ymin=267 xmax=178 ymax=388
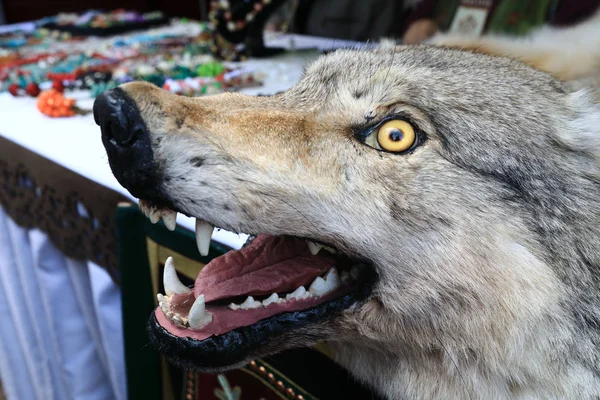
xmin=194 ymin=235 xmax=335 ymax=302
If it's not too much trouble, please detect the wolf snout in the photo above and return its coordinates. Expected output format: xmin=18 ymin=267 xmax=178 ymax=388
xmin=94 ymin=88 xmax=159 ymax=199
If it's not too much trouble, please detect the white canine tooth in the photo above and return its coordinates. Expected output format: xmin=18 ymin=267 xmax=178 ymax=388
xmin=240 ymin=296 xmax=262 ymax=309
xmin=188 ymin=294 xmax=213 ymax=329
xmin=228 ymin=303 xmax=240 ymax=310
xmin=163 ymin=256 xmax=191 ymax=296
xmin=263 ymin=293 xmax=279 ymax=306
xmin=286 ymin=286 xmax=308 ymax=301
xmin=195 ymin=219 xmax=214 ymax=256
xmin=161 ymin=210 xmax=177 ymax=231
xmin=157 ymin=293 xmax=165 ymax=302
xmin=324 ymin=267 xmax=341 ymax=292
xmin=309 ymin=276 xmax=327 ymax=296
xmin=307 ymin=241 xmax=324 ymax=255
xmin=149 ymin=208 xmax=160 ymax=224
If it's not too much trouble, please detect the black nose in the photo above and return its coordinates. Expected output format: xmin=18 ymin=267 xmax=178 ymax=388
xmin=94 ymin=88 xmax=159 ymax=199
xmin=94 ymin=90 xmax=137 ymax=146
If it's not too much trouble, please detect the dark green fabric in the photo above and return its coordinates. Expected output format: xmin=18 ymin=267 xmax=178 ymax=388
xmin=115 ymin=204 xmax=232 ymax=400
xmin=432 ymin=0 xmax=554 ymax=36
xmin=434 ymin=0 xmax=462 ymax=31
xmin=487 ymin=0 xmax=553 ymax=35
xmin=115 ymin=205 xmax=162 ymax=400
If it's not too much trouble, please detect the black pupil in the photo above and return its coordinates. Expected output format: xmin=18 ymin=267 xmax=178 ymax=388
xmin=389 ymin=128 xmax=404 ymax=142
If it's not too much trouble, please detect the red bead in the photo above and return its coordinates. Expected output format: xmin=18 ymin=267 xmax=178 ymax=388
xmin=52 ymin=80 xmax=65 ymax=92
xmin=8 ymin=84 xmax=20 ymax=97
xmin=25 ymin=83 xmax=41 ymax=97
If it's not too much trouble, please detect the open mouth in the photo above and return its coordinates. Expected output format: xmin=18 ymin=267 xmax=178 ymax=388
xmin=138 ymin=199 xmax=377 ymax=370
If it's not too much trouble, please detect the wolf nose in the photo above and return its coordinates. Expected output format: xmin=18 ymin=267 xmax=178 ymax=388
xmin=94 ymin=88 xmax=158 ymax=199
xmin=94 ymin=89 xmax=140 ymax=146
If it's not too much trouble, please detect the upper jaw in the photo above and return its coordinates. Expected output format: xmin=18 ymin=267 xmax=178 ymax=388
xmin=137 ymin=196 xmax=365 ymax=260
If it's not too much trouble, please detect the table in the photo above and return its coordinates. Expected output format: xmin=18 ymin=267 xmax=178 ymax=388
xmin=0 ymin=33 xmax=360 ymax=400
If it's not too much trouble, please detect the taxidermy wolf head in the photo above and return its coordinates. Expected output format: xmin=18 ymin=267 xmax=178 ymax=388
xmin=94 ymin=43 xmax=600 ymax=399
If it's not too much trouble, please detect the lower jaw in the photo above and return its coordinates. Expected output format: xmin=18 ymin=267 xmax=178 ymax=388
xmin=148 ymin=271 xmax=377 ymax=371
xmin=156 ymin=286 xmax=353 ymax=341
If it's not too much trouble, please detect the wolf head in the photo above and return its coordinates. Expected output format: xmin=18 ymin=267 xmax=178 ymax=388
xmin=95 ymin=46 xmax=600 ymax=398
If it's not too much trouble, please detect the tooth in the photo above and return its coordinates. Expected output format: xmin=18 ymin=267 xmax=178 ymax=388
xmin=172 ymin=314 xmax=183 ymax=324
xmin=163 ymin=256 xmax=191 ymax=296
xmin=323 ymin=245 xmax=337 ymax=254
xmin=157 ymin=293 xmax=165 ymax=302
xmin=160 ymin=302 xmax=170 ymax=315
xmin=195 ymin=219 xmax=214 ymax=256
xmin=139 ymin=200 xmax=151 ymax=217
xmin=149 ymin=208 xmax=160 ymax=224
xmin=309 ymin=276 xmax=327 ymax=296
xmin=240 ymin=296 xmax=262 ymax=309
xmin=350 ymin=266 xmax=361 ymax=280
xmin=188 ymin=294 xmax=213 ymax=329
xmin=341 ymin=271 xmax=350 ymax=284
xmin=228 ymin=303 xmax=240 ymax=310
xmin=286 ymin=286 xmax=307 ymax=301
xmin=324 ymin=267 xmax=341 ymax=292
xmin=307 ymin=241 xmax=324 ymax=255
xmin=161 ymin=210 xmax=177 ymax=231
xmin=263 ymin=293 xmax=279 ymax=306
xmin=139 ymin=200 xmax=147 ymax=216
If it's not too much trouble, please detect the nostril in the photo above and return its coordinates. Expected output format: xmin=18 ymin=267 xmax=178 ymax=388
xmin=109 ymin=119 xmax=135 ymax=146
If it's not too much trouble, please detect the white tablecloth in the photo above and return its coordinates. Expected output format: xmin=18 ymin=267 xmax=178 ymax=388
xmin=0 ymin=208 xmax=125 ymax=400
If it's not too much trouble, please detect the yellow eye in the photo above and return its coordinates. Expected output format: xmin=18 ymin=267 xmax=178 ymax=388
xmin=376 ymin=120 xmax=416 ymax=153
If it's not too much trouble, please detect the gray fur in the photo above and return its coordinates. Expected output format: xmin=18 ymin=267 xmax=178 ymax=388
xmin=117 ymin=45 xmax=600 ymax=399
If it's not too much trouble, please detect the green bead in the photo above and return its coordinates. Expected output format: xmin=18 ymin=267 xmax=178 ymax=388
xmin=171 ymin=66 xmax=194 ymax=80
xmin=144 ymin=74 xmax=166 ymax=87
xmin=196 ymin=62 xmax=225 ymax=77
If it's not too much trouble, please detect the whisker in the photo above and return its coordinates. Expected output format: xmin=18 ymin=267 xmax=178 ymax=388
xmin=232 ymin=176 xmax=322 ymax=234
xmin=434 ymin=334 xmax=473 ymax=400
xmin=383 ymin=44 xmax=397 ymax=88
